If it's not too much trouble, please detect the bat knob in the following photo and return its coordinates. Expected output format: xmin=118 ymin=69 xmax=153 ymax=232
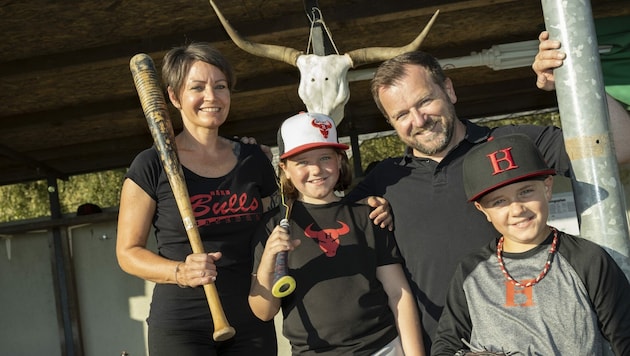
xmin=213 ymin=326 xmax=236 ymax=342
xmin=272 ymin=275 xmax=297 ymax=298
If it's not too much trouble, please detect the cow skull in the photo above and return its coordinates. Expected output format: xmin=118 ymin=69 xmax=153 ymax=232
xmin=208 ymin=0 xmax=439 ymax=125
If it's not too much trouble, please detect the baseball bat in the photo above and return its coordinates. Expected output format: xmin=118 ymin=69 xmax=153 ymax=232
xmin=129 ymin=53 xmax=236 ymax=341
xmin=271 ymin=218 xmax=296 ymax=297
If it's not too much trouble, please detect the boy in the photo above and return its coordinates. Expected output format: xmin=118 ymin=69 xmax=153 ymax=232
xmin=431 ymin=134 xmax=630 ymax=355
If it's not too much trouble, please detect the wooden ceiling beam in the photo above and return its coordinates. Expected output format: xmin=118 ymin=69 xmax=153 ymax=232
xmin=0 ymin=143 xmax=68 ymax=180
xmin=0 ymin=1 xmax=524 ymax=77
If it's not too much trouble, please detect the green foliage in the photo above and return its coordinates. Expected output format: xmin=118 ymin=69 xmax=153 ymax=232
xmin=357 ymin=134 xmax=406 ymax=172
xmin=58 ymin=169 xmax=126 ymax=214
xmin=0 ymin=180 xmax=51 ymax=222
xmin=473 ymin=110 xmax=562 ymax=129
xmin=0 ymin=169 xmax=126 ymax=223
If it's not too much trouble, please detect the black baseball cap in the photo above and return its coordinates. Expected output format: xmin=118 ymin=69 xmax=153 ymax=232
xmin=463 ymin=134 xmax=556 ymax=201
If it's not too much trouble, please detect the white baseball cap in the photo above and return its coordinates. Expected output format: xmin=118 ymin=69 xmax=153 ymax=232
xmin=277 ymin=112 xmax=349 ymax=159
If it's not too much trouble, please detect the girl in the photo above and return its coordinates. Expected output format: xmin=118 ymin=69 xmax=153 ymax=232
xmin=249 ymin=112 xmax=425 ymax=356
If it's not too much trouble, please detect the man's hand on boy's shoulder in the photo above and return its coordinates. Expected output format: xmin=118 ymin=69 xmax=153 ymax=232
xmin=362 ymin=196 xmax=394 ymax=231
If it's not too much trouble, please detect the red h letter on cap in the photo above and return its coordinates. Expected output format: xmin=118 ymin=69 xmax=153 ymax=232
xmin=487 ymin=148 xmax=518 ymax=175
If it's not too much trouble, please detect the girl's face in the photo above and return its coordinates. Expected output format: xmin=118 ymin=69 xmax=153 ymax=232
xmin=168 ymin=60 xmax=231 ymax=130
xmin=280 ymin=148 xmax=341 ymax=204
xmin=474 ymin=176 xmax=553 ymax=253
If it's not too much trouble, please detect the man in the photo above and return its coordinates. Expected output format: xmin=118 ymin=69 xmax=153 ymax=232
xmin=346 ymin=35 xmax=630 ymax=352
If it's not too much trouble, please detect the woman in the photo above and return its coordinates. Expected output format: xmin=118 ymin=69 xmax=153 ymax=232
xmin=116 ymin=42 xmax=278 ymax=356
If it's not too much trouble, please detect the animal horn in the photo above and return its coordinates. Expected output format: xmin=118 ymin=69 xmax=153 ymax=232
xmin=209 ymin=0 xmax=302 ymax=66
xmin=345 ymin=9 xmax=440 ymax=68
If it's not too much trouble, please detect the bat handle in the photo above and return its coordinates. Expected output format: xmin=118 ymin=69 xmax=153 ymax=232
xmin=271 ymin=219 xmax=296 ymax=298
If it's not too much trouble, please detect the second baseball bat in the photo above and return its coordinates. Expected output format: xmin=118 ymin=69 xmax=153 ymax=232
xmin=271 ymin=218 xmax=296 ymax=298
xmin=129 ymin=53 xmax=236 ymax=341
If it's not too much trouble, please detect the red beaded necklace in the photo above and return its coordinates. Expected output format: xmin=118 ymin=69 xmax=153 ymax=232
xmin=496 ymin=226 xmax=558 ymax=288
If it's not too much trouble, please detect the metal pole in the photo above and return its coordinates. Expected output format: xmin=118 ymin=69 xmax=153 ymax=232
xmin=541 ymin=0 xmax=630 ymax=279
xmin=47 ymin=176 xmax=84 ymax=355
xmin=350 ymin=131 xmax=363 ymax=177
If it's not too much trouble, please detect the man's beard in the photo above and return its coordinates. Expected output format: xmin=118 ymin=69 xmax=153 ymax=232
xmin=409 ymin=116 xmax=455 ymax=156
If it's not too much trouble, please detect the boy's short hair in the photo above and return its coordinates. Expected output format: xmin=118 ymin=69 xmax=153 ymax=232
xmin=463 ymin=134 xmax=556 ymax=201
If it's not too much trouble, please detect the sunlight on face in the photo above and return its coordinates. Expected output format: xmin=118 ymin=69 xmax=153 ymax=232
xmin=379 ymin=65 xmax=459 ymax=158
xmin=171 ymin=60 xmax=231 ymax=130
xmin=474 ymin=177 xmax=554 ymax=252
xmin=281 ymin=148 xmax=341 ymax=204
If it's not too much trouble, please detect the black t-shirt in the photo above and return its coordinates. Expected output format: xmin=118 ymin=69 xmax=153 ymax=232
xmin=253 ymin=201 xmax=402 ymax=355
xmin=345 ymin=121 xmax=571 ymax=349
xmin=126 ymin=141 xmax=277 ymax=332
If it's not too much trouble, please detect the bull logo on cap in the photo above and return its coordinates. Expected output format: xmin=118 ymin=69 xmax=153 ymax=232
xmin=311 ymin=118 xmax=333 ymax=139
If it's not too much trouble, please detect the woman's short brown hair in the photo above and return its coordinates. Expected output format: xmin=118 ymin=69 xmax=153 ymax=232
xmin=161 ymin=42 xmax=235 ymax=101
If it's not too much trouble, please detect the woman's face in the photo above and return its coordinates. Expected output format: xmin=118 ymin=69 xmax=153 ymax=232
xmin=280 ymin=148 xmax=341 ymax=204
xmin=168 ymin=60 xmax=231 ymax=130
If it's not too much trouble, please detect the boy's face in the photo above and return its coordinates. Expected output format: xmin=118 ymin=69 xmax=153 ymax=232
xmin=474 ymin=176 xmax=554 ymax=252
xmin=279 ymin=148 xmax=341 ymax=205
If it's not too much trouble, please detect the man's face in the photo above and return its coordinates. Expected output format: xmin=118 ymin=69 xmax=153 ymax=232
xmin=378 ymin=65 xmax=459 ymax=158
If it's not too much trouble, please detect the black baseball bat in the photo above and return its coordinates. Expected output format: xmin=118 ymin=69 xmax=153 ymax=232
xmin=271 ymin=216 xmax=296 ymax=297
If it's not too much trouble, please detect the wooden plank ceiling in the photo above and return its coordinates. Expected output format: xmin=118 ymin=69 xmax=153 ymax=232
xmin=0 ymin=0 xmax=628 ymax=186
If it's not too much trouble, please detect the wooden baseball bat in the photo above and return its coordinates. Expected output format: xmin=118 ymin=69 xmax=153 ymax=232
xmin=129 ymin=53 xmax=236 ymax=341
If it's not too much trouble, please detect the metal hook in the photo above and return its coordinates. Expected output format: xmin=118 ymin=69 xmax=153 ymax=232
xmin=305 ymin=5 xmax=339 ymax=55
xmin=1 ymin=234 xmax=12 ymax=261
